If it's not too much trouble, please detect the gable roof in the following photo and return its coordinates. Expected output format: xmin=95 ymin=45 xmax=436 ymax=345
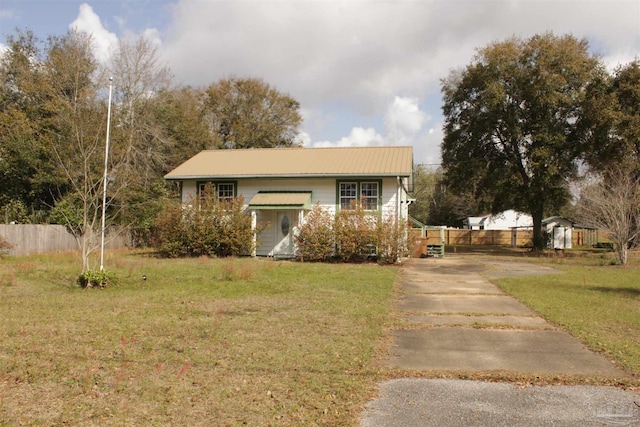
xmin=164 ymin=146 xmax=413 ymax=180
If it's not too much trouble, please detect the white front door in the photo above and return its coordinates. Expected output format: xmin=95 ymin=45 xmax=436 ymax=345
xmin=273 ymin=210 xmax=294 ymax=257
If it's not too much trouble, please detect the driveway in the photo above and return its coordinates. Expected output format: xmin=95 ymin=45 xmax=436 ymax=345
xmin=361 ymin=255 xmax=640 ymax=426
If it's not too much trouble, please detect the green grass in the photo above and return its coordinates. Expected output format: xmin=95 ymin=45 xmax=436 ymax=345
xmin=0 ymin=251 xmax=398 ymax=426
xmin=493 ymin=254 xmax=640 ymax=376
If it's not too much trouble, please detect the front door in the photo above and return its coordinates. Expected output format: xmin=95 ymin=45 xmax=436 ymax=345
xmin=273 ymin=210 xmax=294 ymax=257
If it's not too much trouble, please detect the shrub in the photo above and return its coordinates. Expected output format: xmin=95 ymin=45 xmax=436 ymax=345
xmin=376 ymin=215 xmax=411 ymax=264
xmin=151 ymin=190 xmax=254 ymax=258
xmin=0 ymin=235 xmax=13 ymax=258
xmin=78 ymin=269 xmax=116 ymax=289
xmin=295 ymin=204 xmax=335 ymax=261
xmin=296 ymin=203 xmax=409 ymax=264
xmin=333 ymin=204 xmax=377 ymax=262
xmin=151 ymin=202 xmax=188 ymax=258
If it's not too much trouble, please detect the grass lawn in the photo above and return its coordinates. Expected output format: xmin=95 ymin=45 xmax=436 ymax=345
xmin=491 ymin=250 xmax=640 ymax=377
xmin=0 ymin=251 xmax=398 ymax=426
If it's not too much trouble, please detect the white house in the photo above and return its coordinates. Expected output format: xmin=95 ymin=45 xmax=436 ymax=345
xmin=464 ymin=210 xmax=533 ymax=230
xmin=164 ymin=146 xmax=414 ymax=257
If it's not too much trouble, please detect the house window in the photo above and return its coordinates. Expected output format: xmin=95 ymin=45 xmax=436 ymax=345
xmin=360 ymin=182 xmax=379 ymax=211
xmin=339 ymin=182 xmax=357 ymax=209
xmin=337 ymin=180 xmax=381 ymax=211
xmin=198 ymin=181 xmax=236 ymax=202
xmin=217 ymin=183 xmax=235 ymax=202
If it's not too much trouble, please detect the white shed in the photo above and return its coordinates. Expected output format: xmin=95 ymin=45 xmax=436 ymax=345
xmin=543 ymin=216 xmax=573 ymax=249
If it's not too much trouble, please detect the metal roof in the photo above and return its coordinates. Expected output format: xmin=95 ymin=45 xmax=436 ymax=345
xmin=164 ymin=146 xmax=413 ymax=180
xmin=248 ymin=192 xmax=312 ymax=210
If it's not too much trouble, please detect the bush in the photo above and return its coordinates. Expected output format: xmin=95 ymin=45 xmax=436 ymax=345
xmin=151 ymin=190 xmax=254 ymax=258
xmin=78 ymin=269 xmax=116 ymax=289
xmin=295 ymin=204 xmax=335 ymax=262
xmin=376 ymin=214 xmax=411 ymax=264
xmin=0 ymin=235 xmax=13 ymax=258
xmin=333 ymin=204 xmax=377 ymax=262
xmin=151 ymin=202 xmax=189 ymax=257
xmin=296 ymin=203 xmax=409 ymax=264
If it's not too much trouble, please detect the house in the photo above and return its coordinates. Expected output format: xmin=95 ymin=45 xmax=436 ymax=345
xmin=464 ymin=210 xmax=533 ymax=230
xmin=164 ymin=146 xmax=414 ymax=257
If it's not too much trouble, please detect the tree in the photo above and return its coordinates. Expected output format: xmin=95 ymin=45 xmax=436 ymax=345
xmin=408 ymin=164 xmax=437 ymax=225
xmin=0 ymin=30 xmax=65 ymax=219
xmin=441 ymin=33 xmax=604 ymax=249
xmin=42 ymin=30 xmax=114 ymax=271
xmin=575 ymin=165 xmax=640 ymax=265
xmin=105 ymin=36 xmax=175 ymax=244
xmin=584 ymin=60 xmax=640 ymax=173
xmin=154 ymin=86 xmax=213 ymax=171
xmin=204 ymin=77 xmax=302 ymax=148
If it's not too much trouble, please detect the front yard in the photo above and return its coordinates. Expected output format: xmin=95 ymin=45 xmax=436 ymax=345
xmin=0 ymin=252 xmax=397 ymax=426
xmin=1 ymin=248 xmax=638 ymax=425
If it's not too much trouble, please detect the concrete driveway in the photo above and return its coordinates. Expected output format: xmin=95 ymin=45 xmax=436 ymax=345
xmin=361 ymin=255 xmax=640 ymax=426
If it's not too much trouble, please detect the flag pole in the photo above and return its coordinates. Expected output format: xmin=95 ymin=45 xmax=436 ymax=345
xmin=100 ymin=77 xmax=114 ymax=271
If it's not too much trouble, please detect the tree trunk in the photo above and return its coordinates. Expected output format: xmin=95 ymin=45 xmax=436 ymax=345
xmin=615 ymin=240 xmax=629 ymax=266
xmin=531 ymin=209 xmax=545 ymax=251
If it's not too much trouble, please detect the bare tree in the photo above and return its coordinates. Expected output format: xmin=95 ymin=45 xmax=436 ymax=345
xmin=576 ymin=165 xmax=640 ymax=265
xmin=105 ymin=36 xmax=175 ymax=243
xmin=43 ymin=30 xmax=124 ymax=271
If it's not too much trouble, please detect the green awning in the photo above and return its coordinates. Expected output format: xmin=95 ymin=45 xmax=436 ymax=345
xmin=248 ymin=192 xmax=312 ymax=210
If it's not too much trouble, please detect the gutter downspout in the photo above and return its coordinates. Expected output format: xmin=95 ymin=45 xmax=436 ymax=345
xmin=396 ymin=176 xmax=401 ymax=225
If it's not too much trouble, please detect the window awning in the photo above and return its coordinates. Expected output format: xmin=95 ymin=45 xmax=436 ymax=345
xmin=248 ymin=192 xmax=312 ymax=210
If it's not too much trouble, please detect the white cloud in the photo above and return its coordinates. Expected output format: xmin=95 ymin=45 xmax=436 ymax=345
xmin=310 ymin=95 xmax=440 ymax=162
xmin=70 ymin=3 xmax=118 ymax=63
xmin=384 ymin=96 xmax=428 ymax=143
xmin=52 ymin=0 xmax=638 ymax=165
xmin=160 ymin=0 xmax=638 ymax=165
xmin=313 ymin=127 xmax=385 ymax=148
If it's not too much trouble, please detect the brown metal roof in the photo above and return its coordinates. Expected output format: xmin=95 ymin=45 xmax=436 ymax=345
xmin=165 ymin=146 xmax=413 ymax=180
xmin=248 ymin=192 xmax=312 ymax=209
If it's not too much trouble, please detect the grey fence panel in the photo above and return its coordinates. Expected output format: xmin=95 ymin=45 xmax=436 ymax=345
xmin=0 ymin=224 xmax=129 ymax=256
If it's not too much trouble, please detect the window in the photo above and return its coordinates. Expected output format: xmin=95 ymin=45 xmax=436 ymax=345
xmin=198 ymin=181 xmax=236 ymax=203
xmin=217 ymin=183 xmax=235 ymax=202
xmin=360 ymin=182 xmax=378 ymax=211
xmin=337 ymin=180 xmax=380 ymax=211
xmin=339 ymin=182 xmax=357 ymax=210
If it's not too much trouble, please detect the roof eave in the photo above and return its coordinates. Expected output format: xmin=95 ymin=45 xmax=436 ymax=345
xmin=165 ymin=172 xmax=412 ymax=180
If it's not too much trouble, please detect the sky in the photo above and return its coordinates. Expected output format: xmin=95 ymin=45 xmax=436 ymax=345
xmin=1 ymin=0 xmax=639 ymax=166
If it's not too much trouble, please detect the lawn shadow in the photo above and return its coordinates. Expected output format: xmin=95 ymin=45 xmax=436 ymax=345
xmin=588 ymin=286 xmax=640 ymax=298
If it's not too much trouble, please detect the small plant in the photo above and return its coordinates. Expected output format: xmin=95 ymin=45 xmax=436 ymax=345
xmin=78 ymin=269 xmax=116 ymax=289
xmin=219 ymin=260 xmax=256 ymax=281
xmin=0 ymin=235 xmax=14 ymax=258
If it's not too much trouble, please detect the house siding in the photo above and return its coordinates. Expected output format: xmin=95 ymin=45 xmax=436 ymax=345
xmin=180 ymin=176 xmax=409 ymax=257
xmin=181 ymin=177 xmax=405 ymax=218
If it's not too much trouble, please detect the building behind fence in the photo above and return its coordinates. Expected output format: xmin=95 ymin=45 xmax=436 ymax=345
xmin=0 ymin=224 xmax=129 ymax=256
xmin=413 ymin=227 xmax=600 ymax=251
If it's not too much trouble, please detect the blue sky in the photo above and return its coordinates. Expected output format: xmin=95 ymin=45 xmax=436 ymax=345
xmin=1 ymin=0 xmax=639 ymax=166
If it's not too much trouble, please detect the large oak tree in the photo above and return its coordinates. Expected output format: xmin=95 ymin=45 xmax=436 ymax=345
xmin=441 ymin=33 xmax=605 ymax=249
xmin=204 ymin=77 xmax=302 ymax=149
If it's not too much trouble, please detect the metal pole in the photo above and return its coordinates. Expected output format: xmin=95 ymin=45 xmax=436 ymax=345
xmin=100 ymin=77 xmax=114 ymax=271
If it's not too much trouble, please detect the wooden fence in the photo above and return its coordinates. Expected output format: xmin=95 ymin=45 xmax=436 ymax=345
xmin=412 ymin=227 xmax=602 ymax=248
xmin=0 ymin=224 xmax=129 ymax=256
